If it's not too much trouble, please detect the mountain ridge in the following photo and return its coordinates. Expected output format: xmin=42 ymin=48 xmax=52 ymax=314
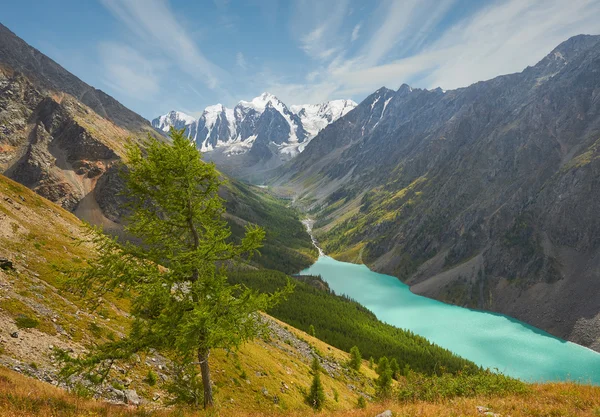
xmin=0 ymin=23 xmax=151 ymax=133
xmin=272 ymin=33 xmax=600 ymax=352
xmin=152 ymin=93 xmax=356 ymax=157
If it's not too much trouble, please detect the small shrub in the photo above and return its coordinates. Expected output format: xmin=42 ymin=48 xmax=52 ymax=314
xmin=88 ymin=322 xmax=103 ymax=338
xmin=71 ymin=382 xmax=93 ymax=399
xmin=145 ymin=370 xmax=158 ymax=386
xmin=397 ymin=370 xmax=528 ymax=403
xmin=357 ymin=395 xmax=367 ymax=408
xmin=15 ymin=315 xmax=39 ymax=329
xmin=333 ymin=388 xmax=339 ymax=402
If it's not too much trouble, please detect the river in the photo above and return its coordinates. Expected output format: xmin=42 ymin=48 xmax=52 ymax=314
xmin=300 ymin=220 xmax=600 ymax=383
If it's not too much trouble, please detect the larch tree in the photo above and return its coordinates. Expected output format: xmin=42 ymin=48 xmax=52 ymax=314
xmin=60 ymin=129 xmax=291 ymax=408
xmin=349 ymin=345 xmax=362 ymax=371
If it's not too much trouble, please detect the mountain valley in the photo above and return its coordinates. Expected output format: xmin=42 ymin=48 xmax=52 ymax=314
xmin=1 ymin=8 xmax=600 ymax=417
xmin=271 ymin=34 xmax=600 ymax=352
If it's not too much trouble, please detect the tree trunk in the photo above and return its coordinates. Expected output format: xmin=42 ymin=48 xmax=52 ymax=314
xmin=198 ymin=347 xmax=213 ymax=408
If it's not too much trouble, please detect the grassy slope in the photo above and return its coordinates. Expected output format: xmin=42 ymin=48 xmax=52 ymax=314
xmin=0 ymin=174 xmax=374 ymax=413
xmin=1 ymin=366 xmax=600 ymax=416
xmin=223 ymin=179 xmax=318 ymax=274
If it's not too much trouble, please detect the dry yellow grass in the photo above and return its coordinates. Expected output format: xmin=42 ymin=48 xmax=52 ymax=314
xmin=1 ymin=365 xmax=600 ymax=417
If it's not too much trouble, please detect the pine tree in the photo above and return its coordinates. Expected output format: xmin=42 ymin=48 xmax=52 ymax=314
xmin=390 ymin=357 xmax=399 ymax=380
xmin=309 ymin=324 xmax=316 ymax=337
xmin=369 ymin=356 xmax=375 ymax=369
xmin=60 ymin=129 xmax=291 ymax=408
xmin=349 ymin=345 xmax=362 ymax=371
xmin=306 ymin=356 xmax=326 ymax=410
xmin=376 ymin=356 xmax=393 ymax=398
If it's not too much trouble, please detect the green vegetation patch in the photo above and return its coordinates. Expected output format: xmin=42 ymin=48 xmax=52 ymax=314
xmin=397 ymin=370 xmax=528 ymax=402
xmin=229 ymin=269 xmax=480 ymax=376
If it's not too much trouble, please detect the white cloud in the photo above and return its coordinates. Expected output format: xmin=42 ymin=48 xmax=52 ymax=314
xmin=293 ymin=0 xmax=350 ymax=61
xmin=236 ymin=52 xmax=248 ymax=70
xmin=98 ymin=42 xmax=161 ymax=98
xmin=351 ymin=23 xmax=361 ymax=42
xmin=277 ymin=0 xmax=600 ymax=105
xmin=100 ymin=0 xmax=224 ymax=89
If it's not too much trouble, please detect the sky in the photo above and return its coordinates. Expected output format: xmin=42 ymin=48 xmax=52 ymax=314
xmin=3 ymin=0 xmax=600 ymax=121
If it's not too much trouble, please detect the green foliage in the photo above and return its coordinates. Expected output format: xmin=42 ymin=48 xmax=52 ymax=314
xmin=224 ymin=180 xmax=317 ymax=274
xmin=145 ymin=370 xmax=157 ymax=386
xmin=87 ymin=322 xmax=103 ymax=338
xmin=390 ymin=357 xmax=399 ymax=380
xmin=349 ymin=346 xmax=362 ymax=371
xmin=62 ymin=129 xmax=291 ymax=408
xmin=15 ymin=315 xmax=39 ymax=329
xmin=228 ymin=269 xmax=479 ymax=376
xmin=397 ymin=370 xmax=528 ymax=403
xmin=164 ymin=361 xmax=205 ymax=407
xmin=357 ymin=395 xmax=367 ymax=409
xmin=333 ymin=388 xmax=339 ymax=402
xmin=376 ymin=356 xmax=392 ymax=398
xmin=71 ymin=382 xmax=93 ymax=399
xmin=309 ymin=324 xmax=316 ymax=338
xmin=306 ymin=357 xmax=325 ymax=410
xmin=369 ymin=357 xmax=374 ymax=369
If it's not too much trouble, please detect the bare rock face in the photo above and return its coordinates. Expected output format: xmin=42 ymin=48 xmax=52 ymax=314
xmin=277 ymin=35 xmax=600 ymax=351
xmin=1 ymin=71 xmax=118 ymax=212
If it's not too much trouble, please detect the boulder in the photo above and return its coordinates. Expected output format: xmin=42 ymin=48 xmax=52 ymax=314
xmin=0 ymin=258 xmax=14 ymax=271
xmin=124 ymin=389 xmax=141 ymax=406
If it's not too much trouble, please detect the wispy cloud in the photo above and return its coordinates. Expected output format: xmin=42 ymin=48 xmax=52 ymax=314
xmin=236 ymin=52 xmax=248 ymax=70
xmin=274 ymin=0 xmax=600 ymax=105
xmin=351 ymin=23 xmax=361 ymax=42
xmin=100 ymin=0 xmax=224 ymax=89
xmin=293 ymin=0 xmax=350 ymax=61
xmin=98 ymin=42 xmax=162 ymax=98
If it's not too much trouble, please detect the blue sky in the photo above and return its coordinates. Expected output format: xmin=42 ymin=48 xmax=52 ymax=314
xmin=3 ymin=0 xmax=600 ymax=121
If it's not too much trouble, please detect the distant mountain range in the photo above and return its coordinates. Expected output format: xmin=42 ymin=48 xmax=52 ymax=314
xmin=152 ymin=94 xmax=356 ymax=181
xmin=272 ymin=34 xmax=600 ymax=352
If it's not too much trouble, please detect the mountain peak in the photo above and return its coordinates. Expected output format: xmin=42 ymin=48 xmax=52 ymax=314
xmin=152 ymin=110 xmax=195 ymax=133
xmin=238 ymin=92 xmax=284 ymax=113
xmin=204 ymin=103 xmax=225 ymax=113
xmin=397 ymin=83 xmax=413 ymax=95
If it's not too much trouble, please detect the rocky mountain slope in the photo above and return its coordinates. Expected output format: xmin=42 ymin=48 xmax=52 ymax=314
xmin=0 ymin=24 xmax=149 ymax=133
xmin=153 ymin=94 xmax=356 ymax=182
xmin=0 ymin=23 xmax=156 ymax=230
xmin=272 ymin=34 xmax=600 ymax=351
xmin=0 ymin=23 xmax=316 ymax=272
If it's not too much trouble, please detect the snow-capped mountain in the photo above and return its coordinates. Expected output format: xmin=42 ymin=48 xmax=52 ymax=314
xmin=153 ymin=93 xmax=357 ymax=159
xmin=151 ymin=110 xmax=195 ymax=133
xmin=290 ymin=99 xmax=357 ymax=137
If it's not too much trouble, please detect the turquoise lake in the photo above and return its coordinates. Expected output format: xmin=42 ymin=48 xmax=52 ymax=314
xmin=300 ymin=255 xmax=600 ymax=384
